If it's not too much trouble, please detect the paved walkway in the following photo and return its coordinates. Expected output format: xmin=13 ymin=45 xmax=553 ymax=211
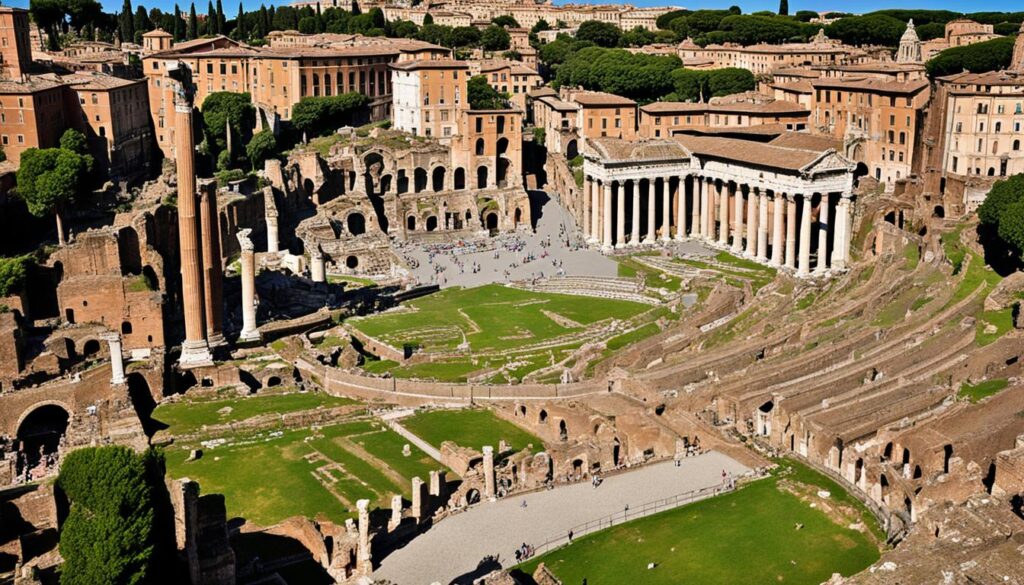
xmin=372 ymin=451 xmax=750 ymax=585
xmin=403 ymin=192 xmax=712 ymax=288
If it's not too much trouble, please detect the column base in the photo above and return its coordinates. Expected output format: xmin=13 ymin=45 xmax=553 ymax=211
xmin=179 ymin=340 xmax=214 ymax=369
xmin=207 ymin=332 xmax=228 ymax=348
xmin=110 ymin=375 xmax=126 ymax=385
xmin=238 ymin=328 xmax=262 ymax=344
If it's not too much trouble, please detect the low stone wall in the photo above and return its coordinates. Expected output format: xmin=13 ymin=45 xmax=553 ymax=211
xmin=347 ymin=326 xmax=406 ymax=363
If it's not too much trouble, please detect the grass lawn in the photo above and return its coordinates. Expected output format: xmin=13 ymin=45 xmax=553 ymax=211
xmin=401 ymin=408 xmax=543 ymax=453
xmin=958 ymin=378 xmax=1009 ymax=403
xmin=349 ymin=284 xmax=647 ymax=354
xmin=946 ymin=250 xmax=1002 ymax=307
xmin=617 ymin=256 xmax=683 ymax=292
xmin=520 ymin=459 xmax=880 ymax=585
xmin=976 ymin=307 xmax=1014 ymax=346
xmin=166 ymin=420 xmax=445 ymax=526
xmin=152 ymin=391 xmax=359 ymax=437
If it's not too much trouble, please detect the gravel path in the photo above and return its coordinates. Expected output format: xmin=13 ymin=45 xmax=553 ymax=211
xmin=372 ymin=451 xmax=750 ymax=584
xmin=404 ymin=192 xmax=712 ymax=288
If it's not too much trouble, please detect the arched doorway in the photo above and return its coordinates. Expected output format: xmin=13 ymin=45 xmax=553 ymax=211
xmin=497 ymin=158 xmax=511 ymax=187
xmin=432 ymin=167 xmax=446 ymax=192
xmin=17 ymin=404 xmax=70 ymax=469
xmin=565 ymin=139 xmax=578 ymax=159
xmin=414 ymin=168 xmax=428 ymax=193
xmin=347 ymin=212 xmax=366 ymax=236
xmin=513 ymin=207 xmax=522 ymax=227
xmin=477 ymin=166 xmax=488 ymax=189
xmin=496 ymin=137 xmax=509 ymax=156
xmin=426 ymin=216 xmax=438 ymax=232
xmin=485 ymin=212 xmax=498 ymax=232
xmin=407 ymin=216 xmax=417 ymax=231
xmin=82 ymin=339 xmax=100 ymax=357
xmin=454 ymin=167 xmax=466 ymax=190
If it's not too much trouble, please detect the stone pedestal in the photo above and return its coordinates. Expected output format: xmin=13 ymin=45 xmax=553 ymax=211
xmin=236 ymin=229 xmax=261 ymax=343
xmin=104 ymin=332 xmax=125 ymax=385
xmin=483 ymin=445 xmax=496 ymax=501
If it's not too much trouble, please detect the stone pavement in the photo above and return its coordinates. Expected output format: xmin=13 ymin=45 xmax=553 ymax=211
xmin=372 ymin=450 xmax=750 ymax=584
xmin=404 ymin=192 xmax=713 ymax=289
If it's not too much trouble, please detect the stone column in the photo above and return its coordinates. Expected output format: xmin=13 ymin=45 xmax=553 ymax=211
xmin=104 ymin=332 xmax=125 ymax=385
xmin=603 ymin=183 xmax=613 ymax=249
xmin=429 ymin=469 xmax=445 ymax=501
xmin=690 ymin=178 xmax=701 ymax=238
xmin=798 ymin=194 xmax=812 ymax=276
xmin=411 ymin=476 xmax=425 ymax=521
xmin=582 ymin=177 xmax=591 ymax=239
xmin=630 ymin=181 xmax=641 ymax=246
xmin=718 ymin=181 xmax=729 ymax=244
xmin=786 ymin=194 xmax=798 ymax=269
xmin=661 ymin=178 xmax=672 ymax=241
xmin=236 ymin=229 xmax=261 ymax=343
xmin=675 ymin=176 xmax=687 ymax=240
xmin=198 ymin=180 xmax=225 ymax=348
xmin=174 ymin=85 xmax=212 ymax=368
xmin=483 ymin=445 xmax=496 ymax=501
xmin=832 ymin=196 xmax=851 ymax=270
xmin=745 ymin=187 xmax=758 ymax=256
xmin=732 ymin=185 xmax=744 ymax=253
xmin=615 ymin=184 xmax=626 ymax=248
xmin=701 ymin=179 xmax=712 ymax=239
xmin=356 ymin=499 xmax=372 ymax=574
xmin=646 ymin=181 xmax=656 ymax=243
xmin=265 ymin=215 xmax=279 ymax=254
xmin=590 ymin=180 xmax=601 ymax=242
xmin=771 ymin=193 xmax=785 ymax=266
xmin=388 ymin=495 xmax=403 ymax=532
xmin=310 ymin=244 xmax=326 ymax=283
xmin=757 ymin=190 xmax=769 ymax=261
xmin=816 ymin=194 xmax=831 ymax=275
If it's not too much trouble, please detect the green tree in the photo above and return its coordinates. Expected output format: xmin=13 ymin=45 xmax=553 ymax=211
xmin=998 ymin=199 xmax=1024 ymax=256
xmin=576 ymin=20 xmax=620 ymax=47
xmin=188 ymin=2 xmax=197 ymax=39
xmin=29 ymin=0 xmax=65 ymax=50
xmin=449 ymin=25 xmax=481 ymax=47
xmin=246 ymin=130 xmax=278 ymax=169
xmin=57 ymin=446 xmax=155 ymax=585
xmin=15 ymin=130 xmax=93 ymax=246
xmin=531 ymin=18 xmax=551 ymax=33
xmin=467 ymin=75 xmax=507 ymax=110
xmin=491 ymin=14 xmax=519 ymax=28
xmin=119 ymin=0 xmax=135 ymax=43
xmin=216 ymin=0 xmax=225 ymax=33
xmin=416 ymin=23 xmax=452 ymax=46
xmin=172 ymin=3 xmax=184 ymax=40
xmin=795 ymin=10 xmax=817 ymax=21
xmin=926 ymin=36 xmax=1017 ymax=77
xmin=618 ymin=26 xmax=655 ymax=47
xmin=778 ymin=0 xmax=788 ymax=16
xmin=298 ymin=16 xmax=317 ymax=33
xmin=481 ymin=24 xmax=511 ymax=52
xmin=0 ymin=256 xmax=31 ymax=298
xmin=290 ymin=93 xmax=371 ymax=137
xmin=656 ymin=9 xmax=688 ymax=29
xmin=825 ymin=14 xmax=905 ymax=46
xmin=134 ymin=6 xmax=150 ymax=39
xmin=232 ymin=1 xmax=243 ymax=38
xmin=422 ymin=12 xmax=433 ymax=25
xmin=206 ymin=1 xmax=216 ymax=34
xmin=201 ymin=92 xmax=255 ymax=161
xmin=978 ymin=174 xmax=1024 ymax=228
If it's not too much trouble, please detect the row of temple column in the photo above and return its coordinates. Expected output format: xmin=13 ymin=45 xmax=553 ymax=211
xmin=581 ymin=175 xmax=852 ymax=275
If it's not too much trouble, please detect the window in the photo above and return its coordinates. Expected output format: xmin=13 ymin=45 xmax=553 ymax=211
xmin=207 ymin=63 xmax=213 ymax=74
xmin=995 ymin=122 xmax=1002 ymax=132
xmin=220 ymin=63 xmax=226 ymax=75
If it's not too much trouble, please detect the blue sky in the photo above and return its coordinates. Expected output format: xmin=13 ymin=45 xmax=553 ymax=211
xmin=1 ymin=0 xmax=1015 ymax=19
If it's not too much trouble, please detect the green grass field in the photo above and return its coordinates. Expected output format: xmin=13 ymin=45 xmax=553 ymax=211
xmin=520 ymin=460 xmax=880 ymax=585
xmin=349 ymin=284 xmax=647 ymax=354
xmin=165 ymin=420 xmax=443 ymax=526
xmin=958 ymin=378 xmax=1009 ymax=403
xmin=152 ymin=391 xmax=358 ymax=436
xmin=401 ymin=408 xmax=543 ymax=454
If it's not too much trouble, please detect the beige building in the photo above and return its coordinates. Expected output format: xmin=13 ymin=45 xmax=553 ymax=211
xmin=677 ymin=30 xmax=861 ymax=75
xmin=921 ymin=19 xmax=1001 ymax=60
xmin=639 ymin=95 xmax=810 ymax=139
xmin=391 ymin=59 xmax=469 ymax=139
xmin=568 ymin=90 xmax=637 ymax=140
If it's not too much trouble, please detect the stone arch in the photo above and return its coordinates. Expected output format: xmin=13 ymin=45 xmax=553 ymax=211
xmin=82 ymin=339 xmax=101 ymax=357
xmin=118 ymin=226 xmax=142 ymax=275
xmin=414 ymin=168 xmax=428 ymax=193
xmin=883 ymin=442 xmax=893 ymax=462
xmin=565 ymin=139 xmax=578 ymax=159
xmin=432 ymin=166 xmax=446 ymax=192
xmin=475 ymin=138 xmax=485 ymax=156
xmin=454 ymin=167 xmax=466 ymax=190
xmin=913 ymin=465 xmax=922 ymax=480
xmin=407 ymin=215 xmax=417 ymax=231
xmin=485 ymin=212 xmax=499 ymax=232
xmin=901 ymin=447 xmax=911 ymax=467
xmin=933 ymin=205 xmax=945 ymax=219
xmin=558 ymin=419 xmax=568 ymax=441
xmin=496 ymin=115 xmax=506 ymax=134
xmin=16 ymin=403 xmax=71 ymax=468
xmin=426 ymin=216 xmax=438 ymax=232
xmin=466 ymin=488 xmax=481 ymax=505
xmin=612 ymin=437 xmax=621 ymax=466
xmin=517 ymin=405 xmax=527 ymax=417
xmin=266 ymin=375 xmax=282 ymax=387
xmin=496 ymin=137 xmax=509 ymax=157
xmin=854 ymin=458 xmax=864 ymax=486
xmin=122 ymin=321 xmax=133 ymax=335
xmin=538 ymin=409 xmax=548 ymax=424
xmin=513 ymin=207 xmax=522 ymax=227
xmin=477 ymin=166 xmax=489 ymax=189
xmin=497 ymin=158 xmax=511 ymax=188
xmin=346 ymin=212 xmax=366 ymax=236
xmin=397 ymin=169 xmax=409 ymax=194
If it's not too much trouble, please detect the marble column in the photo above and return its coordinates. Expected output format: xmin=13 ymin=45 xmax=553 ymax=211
xmin=105 ymin=332 xmax=125 ymax=385
xmin=718 ymin=181 xmax=729 ymax=244
xmin=237 ymin=228 xmax=261 ymax=343
xmin=310 ymin=244 xmax=326 ymax=283
xmin=786 ymin=194 xmax=798 ymax=269
xmin=174 ymin=85 xmax=212 ymax=368
xmin=698 ymin=179 xmax=709 ymax=239
xmin=388 ymin=495 xmax=403 ymax=532
xmin=483 ymin=445 xmax=496 ymax=501
xmin=603 ymin=183 xmax=613 ymax=249
xmin=690 ymin=178 xmax=701 ymax=238
xmin=590 ymin=180 xmax=601 ymax=242
xmin=816 ymin=194 xmax=831 ymax=275
xmin=356 ymin=499 xmax=372 ymax=574
xmin=630 ymin=181 xmax=641 ymax=246
xmin=832 ymin=196 xmax=851 ymax=270
xmin=771 ymin=193 xmax=785 ymax=266
xmin=582 ymin=178 xmax=592 ymax=239
xmin=745 ymin=187 xmax=758 ymax=256
xmin=661 ymin=178 xmax=672 ymax=241
xmin=411 ymin=476 xmax=426 ymax=520
xmin=732 ymin=185 xmax=744 ymax=253
xmin=675 ymin=177 xmax=687 ymax=240
xmin=615 ymin=184 xmax=626 ymax=248
xmin=757 ymin=190 xmax=769 ymax=261
xmin=798 ymin=194 xmax=812 ymax=276
xmin=199 ymin=180 xmax=225 ymax=348
xmin=646 ymin=181 xmax=656 ymax=243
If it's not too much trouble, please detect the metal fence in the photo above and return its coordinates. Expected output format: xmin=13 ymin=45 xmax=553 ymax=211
xmin=529 ymin=483 xmax=732 ymax=558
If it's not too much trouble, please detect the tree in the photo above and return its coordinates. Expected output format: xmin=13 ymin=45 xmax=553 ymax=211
xmin=133 ymin=5 xmax=150 ymax=39
xmin=467 ymin=75 xmax=507 ymax=110
xmin=216 ymin=0 xmax=225 ymax=33
xmin=119 ymin=0 xmax=134 ymax=43
xmin=0 ymin=256 xmax=31 ymax=298
xmin=16 ymin=130 xmax=93 ymax=246
xmin=618 ymin=26 xmax=655 ymax=47
xmin=57 ymin=446 xmax=155 ymax=585
xmin=491 ymin=14 xmax=519 ymax=28
xmin=825 ymin=14 xmax=905 ymax=46
xmin=201 ymin=92 xmax=255 ymax=162
xmin=298 ymin=16 xmax=317 ymax=34
xmin=449 ymin=26 xmax=481 ymax=48
xmin=778 ymin=0 xmax=788 ymax=16
xmin=576 ymin=20 xmax=620 ymax=47
xmin=246 ymin=130 xmax=278 ymax=169
xmin=232 ymin=1 xmax=243 ymax=38
xmin=29 ymin=0 xmax=65 ymax=50
xmin=172 ymin=3 xmax=184 ymax=40
xmin=205 ymin=0 xmax=216 ymax=34
xmin=656 ymin=9 xmax=688 ymax=29
xmin=555 ymin=47 xmax=680 ymax=102
xmin=926 ymin=36 xmax=1017 ymax=77
xmin=188 ymin=3 xmax=197 ymax=39
xmin=422 ymin=12 xmax=433 ymax=25
xmin=290 ymin=93 xmax=371 ymax=137
xmin=481 ymin=24 xmax=511 ymax=52
xmin=531 ymin=18 xmax=551 ymax=34
xmin=978 ymin=174 xmax=1024 ymax=228
xmin=795 ymin=10 xmax=817 ymax=21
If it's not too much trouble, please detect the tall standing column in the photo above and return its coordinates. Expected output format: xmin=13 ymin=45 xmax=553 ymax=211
xmin=199 ymin=180 xmax=225 ymax=348
xmin=661 ymin=178 xmax=671 ymax=241
xmin=603 ymin=183 xmax=613 ymax=249
xmin=590 ymin=180 xmax=601 ymax=242
xmin=771 ymin=193 xmax=785 ymax=266
xmin=356 ymin=499 xmax=372 ymax=574
xmin=745 ymin=187 xmax=758 ymax=256
xmin=174 ymin=86 xmax=212 ymax=368
xmin=832 ymin=196 xmax=851 ymax=270
xmin=786 ymin=194 xmax=798 ymax=269
xmin=757 ymin=190 xmax=769 ymax=261
xmin=675 ymin=176 xmax=687 ymax=240
xmin=646 ymin=181 xmax=656 ymax=243
xmin=816 ymin=194 xmax=831 ymax=275
xmin=236 ymin=229 xmax=261 ymax=343
xmin=630 ymin=181 xmax=641 ymax=246
xmin=690 ymin=178 xmax=701 ymax=238
xmin=798 ymin=194 xmax=812 ymax=276
xmin=696 ymin=179 xmax=706 ymax=239
xmin=483 ymin=445 xmax=496 ymax=501
xmin=411 ymin=477 xmax=425 ymax=521
xmin=732 ymin=185 xmax=744 ymax=253
xmin=581 ymin=178 xmax=591 ymax=239
xmin=105 ymin=332 xmax=125 ymax=385
xmin=616 ymin=183 xmax=626 ymax=248
xmin=718 ymin=181 xmax=729 ymax=244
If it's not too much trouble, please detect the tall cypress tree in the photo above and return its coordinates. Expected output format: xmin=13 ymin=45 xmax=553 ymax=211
xmin=234 ymin=2 xmax=244 ymax=39
xmin=206 ymin=1 xmax=215 ymax=35
xmin=173 ymin=3 xmax=184 ymax=40
xmin=259 ymin=5 xmax=269 ymax=37
xmin=133 ymin=6 xmax=149 ymax=40
xmin=119 ymin=0 xmax=134 ymax=43
xmin=779 ymin=0 xmax=789 ymax=16
xmin=188 ymin=3 xmax=198 ymax=39
xmin=216 ymin=0 xmax=225 ymax=34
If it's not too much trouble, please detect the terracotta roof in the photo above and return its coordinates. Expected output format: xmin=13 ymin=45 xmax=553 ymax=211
xmin=773 ymin=67 xmax=819 ymax=78
xmin=701 ymin=42 xmax=849 ymax=55
xmin=142 ymin=29 xmax=172 ymax=37
xmin=258 ymin=45 xmax=400 ymax=59
xmin=939 ymin=70 xmax=1024 ymax=88
xmin=572 ymin=91 xmax=636 ymax=107
xmin=770 ymin=81 xmax=815 ymax=94
xmin=527 ymin=87 xmax=557 ymax=98
xmin=61 ymin=72 xmax=143 ymax=90
xmin=390 ymin=59 xmax=469 ymax=71
xmin=810 ymin=77 xmax=929 ymax=94
xmin=588 ymin=137 xmax=690 ymax=162
xmin=769 ymin=132 xmax=841 ymax=152
xmin=673 ymin=135 xmax=837 ymax=172
xmin=0 ymin=75 xmax=64 ymax=94
xmin=640 ymin=100 xmax=808 ymax=116
xmin=536 ymin=95 xmax=577 ymax=112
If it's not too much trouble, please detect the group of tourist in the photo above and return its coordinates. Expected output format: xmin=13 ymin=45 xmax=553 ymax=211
xmin=513 ymin=542 xmax=536 ymax=563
